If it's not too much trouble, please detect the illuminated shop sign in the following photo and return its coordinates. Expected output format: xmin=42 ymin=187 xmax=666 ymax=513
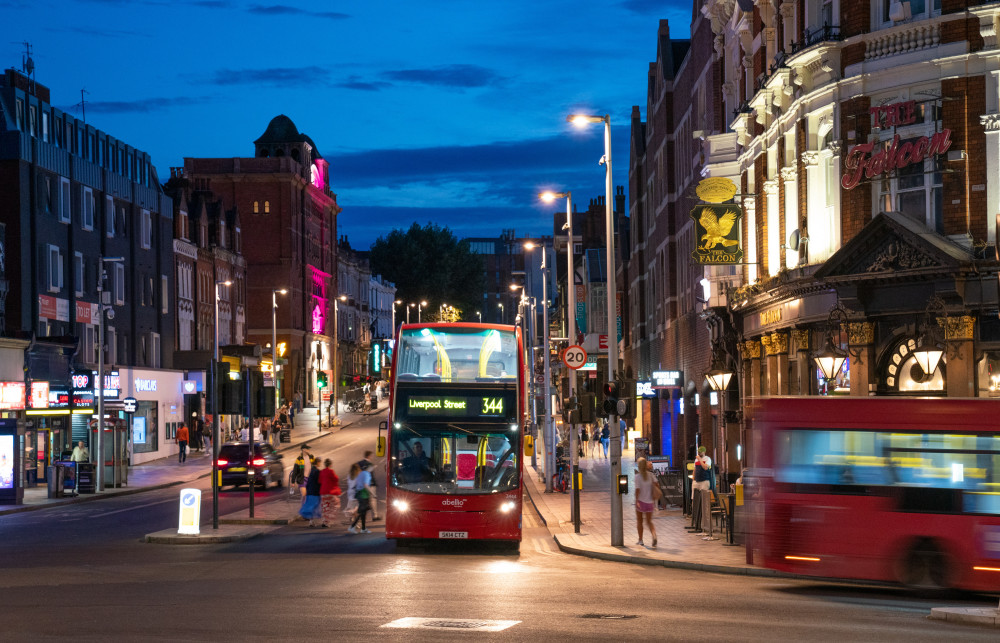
xmin=651 ymin=371 xmax=683 ymax=388
xmin=30 ymin=382 xmax=49 ymax=409
xmin=0 ymin=434 xmax=13 ymax=489
xmin=48 ymin=388 xmax=71 ymax=409
xmin=637 ymin=382 xmax=657 ymax=397
xmin=841 ymin=100 xmax=953 ymax=190
xmin=0 ymin=382 xmax=26 ymax=410
xmin=690 ymin=204 xmax=744 ymax=265
xmin=134 ymin=378 xmax=158 ymax=392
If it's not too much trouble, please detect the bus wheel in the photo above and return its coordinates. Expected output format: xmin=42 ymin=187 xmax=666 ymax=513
xmin=899 ymin=539 xmax=950 ymax=591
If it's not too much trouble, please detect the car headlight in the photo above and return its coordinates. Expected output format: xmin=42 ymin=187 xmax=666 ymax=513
xmin=392 ymin=499 xmax=409 ymax=512
xmin=500 ymin=501 xmax=516 ymax=513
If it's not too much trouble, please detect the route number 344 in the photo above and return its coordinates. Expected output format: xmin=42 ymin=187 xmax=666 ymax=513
xmin=562 ymin=345 xmax=587 ymax=370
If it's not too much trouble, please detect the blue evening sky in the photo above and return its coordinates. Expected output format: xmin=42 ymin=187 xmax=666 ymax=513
xmin=2 ymin=0 xmax=691 ymax=248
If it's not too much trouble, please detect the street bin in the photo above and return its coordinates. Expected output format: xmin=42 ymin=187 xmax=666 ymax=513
xmin=76 ymin=462 xmax=96 ymax=494
xmin=47 ymin=465 xmax=64 ymax=499
xmin=279 ymin=429 xmax=291 ymax=443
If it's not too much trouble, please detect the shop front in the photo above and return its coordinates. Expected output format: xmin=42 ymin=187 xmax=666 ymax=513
xmin=121 ymin=369 xmax=186 ymax=465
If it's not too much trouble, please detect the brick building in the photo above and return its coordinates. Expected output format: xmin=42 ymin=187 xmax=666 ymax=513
xmin=625 ymin=13 xmax=727 ymax=470
xmin=655 ymin=0 xmax=1000 ymax=480
xmin=179 ymin=115 xmax=341 ymax=408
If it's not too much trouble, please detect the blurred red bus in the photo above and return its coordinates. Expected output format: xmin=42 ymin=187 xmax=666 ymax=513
xmin=378 ymin=323 xmax=525 ymax=550
xmin=745 ymin=397 xmax=1000 ymax=591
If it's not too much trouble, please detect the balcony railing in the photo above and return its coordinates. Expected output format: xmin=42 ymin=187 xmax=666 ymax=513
xmin=790 ymin=24 xmax=843 ymax=54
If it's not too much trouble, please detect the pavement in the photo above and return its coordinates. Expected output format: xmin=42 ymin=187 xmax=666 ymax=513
xmin=1 ymin=404 xmax=381 ymax=517
xmin=6 ymin=408 xmax=997 ymax=628
xmin=522 ymin=440 xmax=759 ymax=576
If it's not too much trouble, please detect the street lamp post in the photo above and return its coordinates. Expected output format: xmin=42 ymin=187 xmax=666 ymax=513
xmin=96 ymin=256 xmax=123 ymax=493
xmin=212 ymin=279 xmax=232 ymax=529
xmin=569 ymin=112 xmax=621 ymax=545
xmin=392 ymin=299 xmax=402 ymax=337
xmin=332 ymin=294 xmax=346 ymax=425
xmin=418 ymin=300 xmax=426 ymax=323
xmin=272 ymin=289 xmax=287 ymax=416
xmin=498 ymin=302 xmax=504 ymax=324
xmin=525 ymin=242 xmax=554 ymax=491
xmin=541 ymin=190 xmax=580 ymax=529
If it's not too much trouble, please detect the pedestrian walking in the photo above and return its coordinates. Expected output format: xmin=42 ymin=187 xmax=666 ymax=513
xmin=318 ymin=459 xmax=341 ymax=528
xmin=356 ymin=450 xmax=379 ymax=520
xmin=590 ymin=426 xmax=600 ymax=458
xmin=634 ymin=458 xmax=659 ymax=548
xmin=343 ymin=463 xmax=360 ymax=522
xmin=579 ymin=425 xmax=589 ymax=459
xmin=199 ymin=415 xmax=212 ymax=454
xmin=291 ymin=445 xmax=310 ymax=501
xmin=600 ymin=421 xmax=610 ymax=459
xmin=348 ymin=464 xmax=373 ymax=534
xmin=176 ymin=423 xmax=189 ymax=463
xmin=294 ymin=390 xmax=302 ymax=413
xmin=300 ymin=461 xmax=323 ymax=526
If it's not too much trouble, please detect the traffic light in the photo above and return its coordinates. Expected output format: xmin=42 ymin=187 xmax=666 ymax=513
xmin=620 ymin=379 xmax=637 ymax=420
xmin=207 ymin=361 xmax=230 ymax=414
xmin=602 ymin=381 xmax=620 ymax=415
xmin=254 ymin=369 xmax=276 ymax=418
xmin=316 ymin=371 xmax=328 ymax=389
xmin=579 ymin=392 xmax=596 ymax=424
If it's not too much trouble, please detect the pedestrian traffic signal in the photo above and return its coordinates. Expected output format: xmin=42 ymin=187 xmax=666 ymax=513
xmin=316 ymin=371 xmax=328 ymax=389
xmin=579 ymin=392 xmax=596 ymax=424
xmin=620 ymin=379 xmax=637 ymax=420
xmin=602 ymin=381 xmax=619 ymax=415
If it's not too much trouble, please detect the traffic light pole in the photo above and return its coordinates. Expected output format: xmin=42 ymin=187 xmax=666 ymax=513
xmin=246 ymin=367 xmax=255 ymax=519
xmin=565 ymin=193 xmax=580 ymax=533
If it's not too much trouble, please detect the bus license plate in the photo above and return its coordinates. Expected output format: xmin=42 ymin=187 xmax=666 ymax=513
xmin=439 ymin=531 xmax=468 ymax=539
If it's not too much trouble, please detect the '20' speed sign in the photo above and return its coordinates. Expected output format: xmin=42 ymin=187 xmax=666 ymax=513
xmin=561 ymin=345 xmax=587 ymax=370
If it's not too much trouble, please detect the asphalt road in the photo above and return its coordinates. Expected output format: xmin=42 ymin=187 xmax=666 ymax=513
xmin=1 ymin=415 xmax=997 ymax=641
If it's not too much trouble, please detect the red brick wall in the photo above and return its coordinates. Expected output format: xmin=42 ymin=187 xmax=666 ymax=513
xmin=941 ymin=75 xmax=988 ymax=239
xmin=840 ymin=0 xmax=870 ymax=39
xmin=797 ymin=119 xmax=808 ymax=264
xmin=777 ymin=145 xmax=787 ymax=269
xmin=940 ymin=17 xmax=985 ymax=51
xmin=756 ymin=152 xmax=768 ymax=274
xmin=839 ymin=95 xmax=872 ymax=242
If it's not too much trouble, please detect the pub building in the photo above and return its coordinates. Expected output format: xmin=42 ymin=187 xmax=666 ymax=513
xmin=690 ymin=1 xmax=1000 ymax=473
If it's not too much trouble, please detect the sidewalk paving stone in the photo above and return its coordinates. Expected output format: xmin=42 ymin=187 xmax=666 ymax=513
xmin=1 ymin=405 xmax=384 ymax=517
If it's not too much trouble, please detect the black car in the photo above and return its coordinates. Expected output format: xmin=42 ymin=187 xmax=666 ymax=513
xmin=217 ymin=442 xmax=285 ymax=489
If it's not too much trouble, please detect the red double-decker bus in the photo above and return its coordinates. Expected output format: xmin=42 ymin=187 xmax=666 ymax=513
xmin=746 ymin=397 xmax=1000 ymax=592
xmin=379 ymin=323 xmax=525 ymax=549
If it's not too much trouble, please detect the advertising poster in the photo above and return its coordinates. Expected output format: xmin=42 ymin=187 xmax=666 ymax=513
xmin=0 ymin=435 xmax=13 ymax=489
xmin=132 ymin=416 xmax=147 ymax=444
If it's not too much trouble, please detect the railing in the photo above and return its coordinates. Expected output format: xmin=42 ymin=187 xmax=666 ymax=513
xmin=865 ymin=22 xmax=940 ymax=60
xmin=790 ymin=24 xmax=842 ymax=54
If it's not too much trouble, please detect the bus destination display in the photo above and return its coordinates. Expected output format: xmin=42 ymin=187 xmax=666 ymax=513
xmin=403 ymin=394 xmax=510 ymax=419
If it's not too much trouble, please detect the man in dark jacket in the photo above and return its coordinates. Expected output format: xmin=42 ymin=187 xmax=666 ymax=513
xmin=356 ymin=450 xmax=379 ymax=520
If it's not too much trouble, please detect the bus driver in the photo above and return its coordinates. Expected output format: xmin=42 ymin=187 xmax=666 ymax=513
xmin=401 ymin=441 xmax=434 ymax=483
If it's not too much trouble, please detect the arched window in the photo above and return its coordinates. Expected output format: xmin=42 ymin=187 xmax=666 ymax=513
xmin=291 ymin=148 xmax=300 ymax=162
xmin=260 ymin=149 xmax=269 ymax=158
xmin=253 ymin=201 xmax=259 ymax=214
xmin=264 ymin=201 xmax=270 ymax=214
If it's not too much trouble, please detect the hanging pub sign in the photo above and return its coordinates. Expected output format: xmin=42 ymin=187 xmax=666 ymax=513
xmin=690 ymin=204 xmax=744 ymax=264
xmin=841 ymin=99 xmax=953 ymax=190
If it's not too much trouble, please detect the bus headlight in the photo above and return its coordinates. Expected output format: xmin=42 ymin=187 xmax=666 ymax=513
xmin=392 ymin=499 xmax=409 ymax=512
xmin=500 ymin=501 xmax=516 ymax=513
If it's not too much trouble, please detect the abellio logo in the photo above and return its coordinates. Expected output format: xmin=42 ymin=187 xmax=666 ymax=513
xmin=442 ymin=498 xmax=466 ymax=507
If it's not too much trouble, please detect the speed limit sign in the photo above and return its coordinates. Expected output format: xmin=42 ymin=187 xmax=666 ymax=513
xmin=562 ymin=345 xmax=587 ymax=370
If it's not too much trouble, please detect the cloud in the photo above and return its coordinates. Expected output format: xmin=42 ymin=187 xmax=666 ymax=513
xmin=338 ymin=205 xmax=551 ymax=249
xmin=618 ymin=0 xmax=666 ymax=14
xmin=58 ymin=95 xmax=213 ymax=114
xmin=335 ymin=75 xmax=392 ymax=92
xmin=246 ymin=4 xmax=349 ymax=19
xmin=333 ymin=133 xmax=613 ymax=191
xmin=207 ymin=66 xmax=330 ymax=87
xmin=382 ymin=64 xmax=503 ymax=89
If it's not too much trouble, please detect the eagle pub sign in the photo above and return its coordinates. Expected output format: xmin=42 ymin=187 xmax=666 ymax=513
xmin=690 ymin=177 xmax=744 ymax=265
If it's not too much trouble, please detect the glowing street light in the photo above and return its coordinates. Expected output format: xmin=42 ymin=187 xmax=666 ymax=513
xmin=567 ymin=111 xmax=621 ymax=545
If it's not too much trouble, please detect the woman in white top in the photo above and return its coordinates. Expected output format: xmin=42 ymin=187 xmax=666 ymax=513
xmin=634 ymin=457 xmax=658 ymax=548
xmin=343 ymin=463 xmax=360 ymax=521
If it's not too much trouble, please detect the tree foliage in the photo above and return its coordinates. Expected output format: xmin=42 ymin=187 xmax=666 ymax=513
xmin=369 ymin=222 xmax=486 ymax=322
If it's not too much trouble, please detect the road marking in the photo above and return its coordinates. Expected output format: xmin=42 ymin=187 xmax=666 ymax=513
xmin=381 ymin=618 xmax=520 ymax=632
